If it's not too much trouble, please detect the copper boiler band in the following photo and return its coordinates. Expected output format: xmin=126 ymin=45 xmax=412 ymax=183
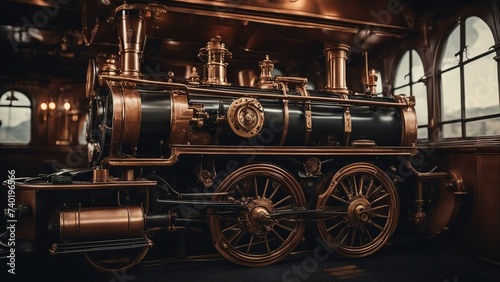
xmin=168 ymin=92 xmax=192 ymax=144
xmin=59 ymin=206 xmax=144 ymax=242
xmin=110 ymin=87 xmax=142 ymax=156
xmin=395 ymin=95 xmax=417 ymax=146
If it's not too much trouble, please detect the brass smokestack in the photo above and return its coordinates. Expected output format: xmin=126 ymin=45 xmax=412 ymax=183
xmin=324 ymin=44 xmax=350 ymax=94
xmin=116 ymin=6 xmax=146 ymax=77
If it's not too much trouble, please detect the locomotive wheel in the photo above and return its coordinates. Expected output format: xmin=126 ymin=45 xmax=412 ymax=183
xmin=83 ymin=247 xmax=149 ymax=273
xmin=209 ymin=164 xmax=306 ymax=267
xmin=316 ymin=162 xmax=399 ymax=258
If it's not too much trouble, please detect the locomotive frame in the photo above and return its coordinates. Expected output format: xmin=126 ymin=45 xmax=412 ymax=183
xmin=1 ymin=2 xmax=467 ymax=273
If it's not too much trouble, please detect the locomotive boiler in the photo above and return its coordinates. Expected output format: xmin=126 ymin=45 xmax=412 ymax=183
xmin=2 ymin=3 xmax=465 ymax=273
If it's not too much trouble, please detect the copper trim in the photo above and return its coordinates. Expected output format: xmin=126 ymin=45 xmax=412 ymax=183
xmin=296 ymin=86 xmax=312 ymax=144
xmin=101 ymin=75 xmax=410 ymax=108
xmin=102 ymin=145 xmax=414 ymax=167
xmin=110 ymin=87 xmax=142 ymax=156
xmin=104 ymin=154 xmax=179 ymax=167
xmin=395 ymin=95 xmax=417 ymax=146
xmin=172 ymin=145 xmax=414 ymax=156
xmin=169 ymin=92 xmax=193 ymax=144
xmin=12 ymin=180 xmax=156 ymax=191
xmin=121 ymin=169 xmax=135 ymax=181
xmin=100 ymin=74 xmax=188 ymax=90
xmin=188 ymin=87 xmax=409 ymax=108
xmin=93 ymin=168 xmax=109 ymax=183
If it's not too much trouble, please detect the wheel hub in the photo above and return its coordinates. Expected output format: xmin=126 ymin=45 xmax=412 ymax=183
xmin=245 ymin=198 xmax=275 ymax=236
xmin=347 ymin=198 xmax=370 ymax=224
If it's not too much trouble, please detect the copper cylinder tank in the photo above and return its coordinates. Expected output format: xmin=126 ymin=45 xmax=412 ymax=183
xmin=324 ymin=44 xmax=350 ymax=94
xmin=59 ymin=206 xmax=144 ymax=242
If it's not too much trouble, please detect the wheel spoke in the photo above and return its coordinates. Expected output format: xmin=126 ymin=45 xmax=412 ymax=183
xmin=274 ymin=204 xmax=293 ymax=210
xmin=222 ymin=223 xmax=240 ymax=233
xmin=335 ymin=225 xmax=349 ymax=242
xmin=327 ymin=219 xmax=345 ymax=232
xmin=246 ymin=234 xmax=255 ymax=254
xmin=268 ymin=183 xmax=281 ymax=200
xmin=366 ymin=204 xmax=389 ymax=212
xmin=363 ymin=178 xmax=374 ymax=197
xmin=350 ymin=227 xmax=358 ymax=247
xmin=264 ymin=236 xmax=271 ymax=254
xmin=254 ymin=176 xmax=259 ymax=198
xmin=227 ymin=229 xmax=244 ymax=245
xmin=365 ymin=184 xmax=382 ymax=200
xmin=271 ymin=228 xmax=286 ymax=243
xmin=273 ymin=195 xmax=291 ymax=208
xmin=358 ymin=175 xmax=365 ymax=197
xmin=275 ymin=222 xmax=295 ymax=232
xmin=262 ymin=178 xmax=270 ymax=198
xmin=361 ymin=224 xmax=374 ymax=242
xmin=340 ymin=181 xmax=353 ymax=200
xmin=353 ymin=175 xmax=359 ymax=197
xmin=369 ymin=212 xmax=389 ymax=219
xmin=234 ymin=184 xmax=244 ymax=197
xmin=371 ymin=193 xmax=389 ymax=205
xmin=330 ymin=193 xmax=350 ymax=205
xmin=368 ymin=220 xmax=384 ymax=231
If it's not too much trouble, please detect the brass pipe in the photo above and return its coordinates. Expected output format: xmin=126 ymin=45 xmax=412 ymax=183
xmin=116 ymin=6 xmax=146 ymax=77
xmin=100 ymin=74 xmax=414 ymax=108
xmin=189 ymin=87 xmax=413 ymax=108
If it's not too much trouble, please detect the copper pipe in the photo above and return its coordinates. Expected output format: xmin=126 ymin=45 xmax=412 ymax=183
xmin=100 ymin=74 xmax=413 ymax=108
xmin=189 ymin=87 xmax=413 ymax=108
xmin=116 ymin=6 xmax=146 ymax=77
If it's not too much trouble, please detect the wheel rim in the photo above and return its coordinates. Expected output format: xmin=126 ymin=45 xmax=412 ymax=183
xmin=209 ymin=164 xmax=306 ymax=267
xmin=316 ymin=162 xmax=399 ymax=258
xmin=83 ymin=246 xmax=149 ymax=273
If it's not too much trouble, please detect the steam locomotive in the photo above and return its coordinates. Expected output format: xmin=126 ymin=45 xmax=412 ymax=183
xmin=2 ymin=3 xmax=465 ymax=272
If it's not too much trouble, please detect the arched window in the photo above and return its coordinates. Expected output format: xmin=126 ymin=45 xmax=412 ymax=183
xmin=439 ymin=16 xmax=500 ymax=138
xmin=0 ymin=90 xmax=31 ymax=144
xmin=393 ymin=50 xmax=428 ymax=139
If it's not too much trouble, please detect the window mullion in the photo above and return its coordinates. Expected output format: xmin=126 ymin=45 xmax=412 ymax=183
xmin=409 ymin=51 xmax=413 ymax=97
xmin=459 ymin=19 xmax=466 ymax=138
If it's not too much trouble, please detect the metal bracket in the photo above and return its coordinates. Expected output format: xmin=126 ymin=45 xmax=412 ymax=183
xmin=296 ymin=84 xmax=312 ymax=144
xmin=344 ymin=107 xmax=352 ymax=145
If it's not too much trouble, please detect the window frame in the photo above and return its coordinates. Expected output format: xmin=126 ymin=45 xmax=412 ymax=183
xmin=438 ymin=16 xmax=500 ymax=139
xmin=0 ymin=89 xmax=32 ymax=145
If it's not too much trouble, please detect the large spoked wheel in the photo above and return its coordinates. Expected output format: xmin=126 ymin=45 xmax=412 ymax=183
xmin=209 ymin=163 xmax=306 ymax=267
xmin=84 ymin=246 xmax=149 ymax=273
xmin=316 ymin=162 xmax=399 ymax=258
